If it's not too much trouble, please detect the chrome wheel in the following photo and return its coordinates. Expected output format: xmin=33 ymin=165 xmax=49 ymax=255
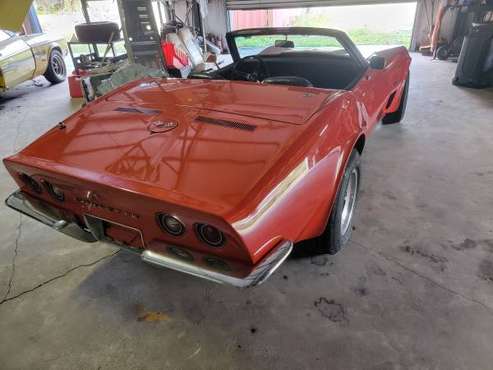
xmin=51 ymin=53 xmax=66 ymax=80
xmin=340 ymin=168 xmax=358 ymax=235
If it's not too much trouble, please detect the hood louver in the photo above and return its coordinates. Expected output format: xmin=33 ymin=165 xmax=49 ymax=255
xmin=115 ymin=107 xmax=161 ymax=115
xmin=195 ymin=116 xmax=256 ymax=132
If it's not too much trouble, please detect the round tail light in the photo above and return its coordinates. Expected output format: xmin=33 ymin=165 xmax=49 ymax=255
xmin=19 ymin=173 xmax=42 ymax=194
xmin=44 ymin=181 xmax=64 ymax=201
xmin=157 ymin=214 xmax=185 ymax=236
xmin=196 ymin=224 xmax=225 ymax=247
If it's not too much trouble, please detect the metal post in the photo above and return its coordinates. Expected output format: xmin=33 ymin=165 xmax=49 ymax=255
xmin=156 ymin=0 xmax=164 ymax=30
xmin=80 ymin=0 xmax=90 ymax=23
xmin=116 ymin=0 xmax=135 ymax=63
xmin=201 ymin=17 xmax=207 ymax=54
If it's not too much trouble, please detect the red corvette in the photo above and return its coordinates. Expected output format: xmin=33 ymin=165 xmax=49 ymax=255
xmin=4 ymin=28 xmax=411 ymax=287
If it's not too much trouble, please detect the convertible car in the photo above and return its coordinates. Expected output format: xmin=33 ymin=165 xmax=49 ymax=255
xmin=0 ymin=29 xmax=67 ymax=91
xmin=4 ymin=28 xmax=410 ymax=287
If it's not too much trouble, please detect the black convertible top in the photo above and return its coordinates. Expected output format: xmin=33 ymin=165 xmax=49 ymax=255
xmin=226 ymin=27 xmax=367 ymax=68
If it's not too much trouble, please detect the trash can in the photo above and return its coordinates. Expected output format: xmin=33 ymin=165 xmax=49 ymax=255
xmin=453 ymin=23 xmax=493 ymax=88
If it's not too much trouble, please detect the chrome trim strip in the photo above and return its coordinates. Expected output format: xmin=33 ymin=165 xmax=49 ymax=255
xmin=141 ymin=240 xmax=293 ymax=288
xmin=5 ymin=190 xmax=96 ymax=243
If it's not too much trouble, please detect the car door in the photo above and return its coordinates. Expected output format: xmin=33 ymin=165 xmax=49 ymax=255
xmin=0 ymin=30 xmax=36 ymax=89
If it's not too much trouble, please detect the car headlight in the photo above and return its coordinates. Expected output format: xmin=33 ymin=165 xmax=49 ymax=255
xmin=196 ymin=224 xmax=225 ymax=247
xmin=157 ymin=214 xmax=185 ymax=236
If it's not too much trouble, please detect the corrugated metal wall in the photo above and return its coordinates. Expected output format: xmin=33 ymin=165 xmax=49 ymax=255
xmin=410 ymin=0 xmax=458 ymax=51
xmin=231 ymin=9 xmax=273 ymax=28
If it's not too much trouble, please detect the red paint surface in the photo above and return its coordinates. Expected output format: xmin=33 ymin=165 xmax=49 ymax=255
xmin=4 ymin=47 xmax=410 ymax=265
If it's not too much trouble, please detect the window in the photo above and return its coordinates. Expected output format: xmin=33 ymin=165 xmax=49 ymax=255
xmin=235 ymin=34 xmax=348 ymax=59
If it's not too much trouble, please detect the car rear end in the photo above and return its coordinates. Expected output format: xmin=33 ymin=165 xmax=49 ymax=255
xmin=3 ymin=155 xmax=292 ymax=288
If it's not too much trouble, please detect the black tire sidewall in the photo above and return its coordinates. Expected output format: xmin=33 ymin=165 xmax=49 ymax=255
xmin=44 ymin=49 xmax=66 ymax=84
xmin=314 ymin=150 xmax=361 ymax=255
xmin=329 ymin=151 xmax=361 ymax=251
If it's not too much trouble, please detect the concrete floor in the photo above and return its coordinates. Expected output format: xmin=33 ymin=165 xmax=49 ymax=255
xmin=0 ymin=54 xmax=492 ymax=370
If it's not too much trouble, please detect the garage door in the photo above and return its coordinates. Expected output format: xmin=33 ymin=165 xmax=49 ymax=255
xmin=226 ymin=0 xmax=413 ymax=10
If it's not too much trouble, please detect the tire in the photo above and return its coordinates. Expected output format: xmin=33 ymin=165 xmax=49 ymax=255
xmin=382 ymin=72 xmax=409 ymax=125
xmin=436 ymin=45 xmax=449 ymax=60
xmin=44 ymin=49 xmax=66 ymax=84
xmin=75 ymin=22 xmax=121 ymax=43
xmin=314 ymin=150 xmax=361 ymax=255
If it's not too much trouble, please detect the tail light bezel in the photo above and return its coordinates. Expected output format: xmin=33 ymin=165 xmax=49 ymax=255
xmin=156 ymin=213 xmax=186 ymax=236
xmin=195 ymin=223 xmax=226 ymax=247
xmin=42 ymin=180 xmax=65 ymax=202
xmin=18 ymin=173 xmax=43 ymax=194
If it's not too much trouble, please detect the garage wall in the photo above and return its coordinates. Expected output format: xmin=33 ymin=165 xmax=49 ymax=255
xmin=204 ymin=0 xmax=228 ymax=38
xmin=173 ymin=0 xmax=228 ymax=43
xmin=410 ymin=0 xmax=458 ymax=51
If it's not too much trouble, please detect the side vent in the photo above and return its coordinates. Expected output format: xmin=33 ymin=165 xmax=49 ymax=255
xmin=385 ymin=91 xmax=397 ymax=110
xmin=115 ymin=107 xmax=161 ymax=115
xmin=195 ymin=116 xmax=256 ymax=132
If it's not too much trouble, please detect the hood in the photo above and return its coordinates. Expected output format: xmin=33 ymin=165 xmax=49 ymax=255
xmin=16 ymin=78 xmax=339 ymax=214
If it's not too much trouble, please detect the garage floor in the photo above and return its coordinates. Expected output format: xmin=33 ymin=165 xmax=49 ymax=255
xmin=1 ymin=53 xmax=492 ymax=370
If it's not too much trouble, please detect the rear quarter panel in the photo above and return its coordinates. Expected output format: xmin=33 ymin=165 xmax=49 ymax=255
xmin=228 ymin=91 xmax=364 ymax=261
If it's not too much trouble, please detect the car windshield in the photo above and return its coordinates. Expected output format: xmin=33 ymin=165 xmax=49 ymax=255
xmin=234 ymin=34 xmax=349 ymax=59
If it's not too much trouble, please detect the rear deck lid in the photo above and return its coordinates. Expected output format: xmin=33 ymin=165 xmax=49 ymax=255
xmin=106 ymin=78 xmax=340 ymax=125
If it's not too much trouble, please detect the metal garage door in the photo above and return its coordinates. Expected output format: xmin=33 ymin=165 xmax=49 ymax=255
xmin=226 ymin=0 xmax=413 ymax=10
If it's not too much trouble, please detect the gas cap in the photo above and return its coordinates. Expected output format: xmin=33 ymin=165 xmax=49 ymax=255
xmin=148 ymin=120 xmax=178 ymax=134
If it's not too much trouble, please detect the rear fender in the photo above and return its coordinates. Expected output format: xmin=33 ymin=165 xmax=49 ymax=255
xmin=228 ymin=93 xmax=364 ymax=247
xmin=295 ymin=94 xmax=364 ymax=241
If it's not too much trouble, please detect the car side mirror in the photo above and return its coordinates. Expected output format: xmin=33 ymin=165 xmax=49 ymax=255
xmin=369 ymin=55 xmax=385 ymax=70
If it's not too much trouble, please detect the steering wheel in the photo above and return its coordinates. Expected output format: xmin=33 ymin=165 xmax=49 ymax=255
xmin=231 ymin=55 xmax=269 ymax=82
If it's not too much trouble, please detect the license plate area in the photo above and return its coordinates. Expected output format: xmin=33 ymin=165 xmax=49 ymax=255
xmin=84 ymin=214 xmax=145 ymax=249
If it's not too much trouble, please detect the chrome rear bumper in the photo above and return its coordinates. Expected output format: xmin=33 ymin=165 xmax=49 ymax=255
xmin=142 ymin=240 xmax=292 ymax=288
xmin=5 ymin=190 xmax=97 ymax=242
xmin=5 ymin=190 xmax=292 ymax=288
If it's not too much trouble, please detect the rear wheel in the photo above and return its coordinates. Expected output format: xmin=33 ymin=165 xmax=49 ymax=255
xmin=382 ymin=72 xmax=409 ymax=125
xmin=436 ymin=45 xmax=449 ymax=60
xmin=314 ymin=150 xmax=361 ymax=255
xmin=44 ymin=49 xmax=66 ymax=84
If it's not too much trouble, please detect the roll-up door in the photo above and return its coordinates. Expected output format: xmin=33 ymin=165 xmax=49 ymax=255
xmin=226 ymin=0 xmax=413 ymax=10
